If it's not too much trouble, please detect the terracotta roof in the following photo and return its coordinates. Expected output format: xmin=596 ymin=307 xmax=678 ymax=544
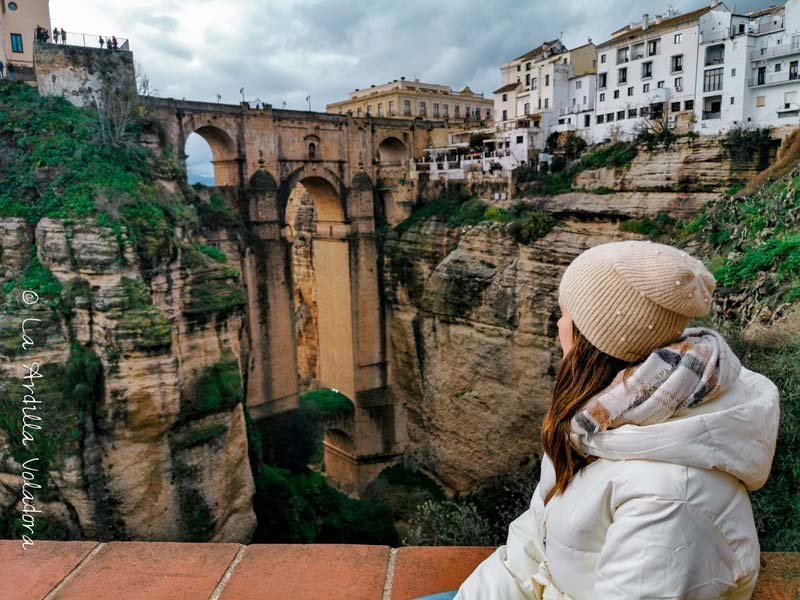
xmin=514 ymin=39 xmax=563 ymax=62
xmin=599 ymin=7 xmax=711 ymax=48
xmin=0 ymin=541 xmax=797 ymax=599
xmin=746 ymin=4 xmax=783 ymax=18
xmin=493 ymin=82 xmax=521 ymax=94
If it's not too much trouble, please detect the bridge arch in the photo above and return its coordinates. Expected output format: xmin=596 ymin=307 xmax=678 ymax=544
xmin=377 ymin=136 xmax=410 ymax=166
xmin=278 ymin=165 xmax=347 ymax=226
xmin=185 ymin=124 xmax=239 ymax=186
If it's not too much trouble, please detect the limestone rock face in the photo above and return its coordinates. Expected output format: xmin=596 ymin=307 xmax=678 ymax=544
xmin=0 ymin=217 xmax=255 ymax=542
xmin=384 ymin=137 xmax=748 ymax=493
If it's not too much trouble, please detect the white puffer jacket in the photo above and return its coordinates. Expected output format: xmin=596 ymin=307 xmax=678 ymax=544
xmin=455 ymin=367 xmax=780 ymax=600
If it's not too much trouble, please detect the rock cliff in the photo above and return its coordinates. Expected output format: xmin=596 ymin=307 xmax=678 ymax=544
xmin=383 ymin=135 xmax=761 ymax=493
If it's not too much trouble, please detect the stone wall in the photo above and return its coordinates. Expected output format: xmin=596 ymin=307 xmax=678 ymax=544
xmin=34 ymin=44 xmax=135 ymax=107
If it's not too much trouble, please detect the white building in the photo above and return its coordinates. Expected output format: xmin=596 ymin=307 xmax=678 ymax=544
xmin=493 ymin=40 xmax=597 ymax=149
xmin=696 ymin=0 xmax=800 ymax=133
xmin=550 ymin=72 xmax=597 ymax=140
xmin=592 ymin=7 xmax=705 ymax=141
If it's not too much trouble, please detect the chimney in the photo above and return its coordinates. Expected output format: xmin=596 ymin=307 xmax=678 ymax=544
xmin=642 ymin=13 xmax=650 ymax=29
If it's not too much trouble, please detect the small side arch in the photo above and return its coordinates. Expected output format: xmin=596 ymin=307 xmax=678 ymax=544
xmin=377 ymin=136 xmax=410 ymax=166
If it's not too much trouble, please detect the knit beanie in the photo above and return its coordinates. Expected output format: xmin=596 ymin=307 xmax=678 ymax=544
xmin=558 ymin=241 xmax=715 ymax=362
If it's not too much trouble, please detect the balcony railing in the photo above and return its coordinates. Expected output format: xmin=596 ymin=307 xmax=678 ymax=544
xmin=702 ymin=111 xmax=721 ymax=120
xmin=750 ymin=43 xmax=800 ymax=61
xmin=704 ymin=56 xmax=725 ymax=66
xmin=558 ymin=102 xmax=595 ymax=116
xmin=43 ymin=32 xmax=131 ymax=50
xmin=750 ymin=71 xmax=800 ymax=87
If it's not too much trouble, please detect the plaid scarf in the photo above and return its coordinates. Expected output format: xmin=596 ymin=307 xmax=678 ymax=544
xmin=572 ymin=328 xmax=742 ymax=436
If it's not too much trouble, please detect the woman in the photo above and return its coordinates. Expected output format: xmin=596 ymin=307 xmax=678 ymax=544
xmin=417 ymin=241 xmax=780 ymax=600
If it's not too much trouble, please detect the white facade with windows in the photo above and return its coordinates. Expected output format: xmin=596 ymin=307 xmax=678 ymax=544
xmin=550 ymin=73 xmax=597 ymax=140
xmin=592 ymin=8 xmax=703 ymax=141
xmin=694 ymin=1 xmax=800 ymax=134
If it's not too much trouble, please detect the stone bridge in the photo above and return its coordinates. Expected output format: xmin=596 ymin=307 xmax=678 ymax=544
xmin=144 ymin=97 xmax=443 ymax=491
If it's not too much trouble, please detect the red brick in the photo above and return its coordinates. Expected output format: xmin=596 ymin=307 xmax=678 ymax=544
xmin=53 ymin=541 xmax=240 ymax=600
xmin=755 ymin=552 xmax=800 ymax=599
xmin=220 ymin=544 xmax=390 ymax=600
xmin=0 ymin=540 xmax=97 ymax=599
xmin=391 ymin=546 xmax=494 ymax=600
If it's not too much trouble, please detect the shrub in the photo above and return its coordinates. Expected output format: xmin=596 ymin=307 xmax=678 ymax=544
xmin=198 ymin=244 xmax=226 ymax=263
xmin=564 ymin=134 xmax=588 ymax=160
xmin=508 ymin=209 xmax=558 ymax=244
xmin=722 ymin=126 xmax=773 ymax=169
xmin=619 ymin=213 xmax=680 ymax=240
xmin=258 ymin=409 xmax=320 ymax=472
xmin=579 ymin=142 xmax=638 ymax=170
xmin=299 ymin=388 xmax=354 ymax=421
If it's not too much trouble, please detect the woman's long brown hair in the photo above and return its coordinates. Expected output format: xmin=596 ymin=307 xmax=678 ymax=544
xmin=541 ymin=327 xmax=632 ymax=505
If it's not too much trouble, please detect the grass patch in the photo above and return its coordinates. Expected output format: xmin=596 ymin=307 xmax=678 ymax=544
xmin=299 ymin=388 xmax=354 ymax=421
xmin=619 ymin=213 xmax=680 ymax=240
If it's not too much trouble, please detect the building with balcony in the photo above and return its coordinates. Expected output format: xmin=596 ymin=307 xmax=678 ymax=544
xmin=0 ymin=0 xmax=51 ymax=80
xmin=592 ymin=6 xmax=705 ymax=141
xmin=492 ymin=39 xmax=597 ymax=148
xmin=550 ymin=72 xmax=597 ymax=140
xmin=694 ymin=0 xmax=800 ymax=134
xmin=326 ymin=78 xmax=492 ymax=123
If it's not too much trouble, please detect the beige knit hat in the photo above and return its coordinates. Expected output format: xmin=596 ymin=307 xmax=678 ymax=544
xmin=558 ymin=241 xmax=715 ymax=362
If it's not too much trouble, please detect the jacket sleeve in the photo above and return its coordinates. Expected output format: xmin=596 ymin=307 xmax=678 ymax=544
xmin=454 ymin=490 xmax=547 ymax=600
xmin=593 ymin=497 xmax=744 ymax=599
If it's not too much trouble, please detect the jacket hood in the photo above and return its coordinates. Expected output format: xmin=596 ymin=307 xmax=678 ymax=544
xmin=571 ymin=367 xmax=780 ymax=490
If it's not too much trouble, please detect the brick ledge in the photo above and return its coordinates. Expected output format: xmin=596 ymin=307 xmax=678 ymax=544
xmin=0 ymin=541 xmax=796 ymax=599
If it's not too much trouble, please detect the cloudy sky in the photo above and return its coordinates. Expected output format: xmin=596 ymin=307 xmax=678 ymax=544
xmin=51 ymin=0 xmax=773 ymax=179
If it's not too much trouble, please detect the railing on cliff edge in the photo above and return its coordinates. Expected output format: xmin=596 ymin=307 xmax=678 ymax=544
xmin=43 ymin=32 xmax=130 ymax=51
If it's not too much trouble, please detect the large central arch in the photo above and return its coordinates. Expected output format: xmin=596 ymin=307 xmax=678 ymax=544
xmin=281 ymin=167 xmax=356 ymax=401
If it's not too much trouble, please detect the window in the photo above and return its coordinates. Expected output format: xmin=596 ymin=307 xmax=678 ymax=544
xmin=643 ymin=83 xmax=650 ymax=93
xmin=308 ymin=142 xmax=316 ymax=160
xmin=618 ymin=67 xmax=628 ymax=84
xmin=674 ymin=33 xmax=682 ymax=44
xmin=647 ymin=38 xmax=661 ymax=56
xmin=642 ymin=62 xmax=653 ymax=78
xmin=357 ymin=108 xmax=363 ymax=117
xmin=684 ymin=99 xmax=694 ymax=111
xmin=632 ymin=42 xmax=645 ymax=60
xmin=465 ymin=105 xmax=470 ymax=117
xmin=756 ymin=96 xmax=766 ymax=107
xmin=532 ymin=78 xmax=538 ymax=90
xmin=584 ymin=114 xmax=591 ymax=127
xmin=671 ymin=55 xmax=683 ymax=73
xmin=757 ymin=66 xmax=766 ymax=86
xmin=657 ymin=80 xmax=665 ymax=88
xmin=614 ymin=90 xmax=620 ymax=99
xmin=378 ymin=103 xmax=384 ymax=116
xmin=367 ymin=105 xmax=372 ymax=116
xmin=671 ymin=101 xmax=681 ymax=112
xmin=526 ymin=62 xmax=531 ymax=71
xmin=389 ymin=101 xmax=395 ymax=115
xmin=599 ymin=92 xmax=605 ymax=101
xmin=544 ymin=98 xmax=549 ymax=108
xmin=628 ymin=86 xmax=634 ymax=96
xmin=628 ymin=108 xmax=637 ymax=118
xmin=731 ymin=68 xmax=736 ymax=77
xmin=8 ymin=1 xmax=18 ymax=9
xmin=674 ymin=77 xmax=683 ymax=90
xmin=403 ymin=100 xmax=411 ymax=115
xmin=791 ymin=61 xmax=799 ymax=80
xmin=597 ymin=114 xmax=605 ymax=124
xmin=601 ymin=54 xmax=607 ymax=64
xmin=617 ymin=47 xmax=630 ymax=64
xmin=442 ymin=104 xmax=449 ymax=117
xmin=607 ymin=112 xmax=615 ymax=122
xmin=775 ymin=63 xmax=782 ymax=72
xmin=10 ymin=33 xmax=23 ymax=53
xmin=784 ymin=90 xmax=797 ymax=108
xmin=486 ymin=108 xmax=491 ymax=118
xmin=526 ymin=73 xmax=531 ymax=86
xmin=617 ymin=110 xmax=625 ymax=120
xmin=516 ymin=135 xmax=524 ymax=143
xmin=502 ymin=93 xmax=508 ymax=102
xmin=598 ymin=73 xmax=607 ymax=88
xmin=576 ymin=80 xmax=582 ymax=89
xmin=793 ymin=34 xmax=800 ymax=49
xmin=731 ymin=96 xmax=735 ymax=105
xmin=640 ymin=106 xmax=650 ymax=117
xmin=524 ymin=102 xmax=530 ymax=115
xmin=432 ymin=103 xmax=438 ymax=117
xmin=502 ymin=109 xmax=508 ymax=120
xmin=545 ymin=74 xmax=550 ymax=86
xmin=704 ymin=68 xmax=723 ymax=92
xmin=538 ymin=98 xmax=542 ymax=109
xmin=454 ymin=105 xmax=461 ymax=117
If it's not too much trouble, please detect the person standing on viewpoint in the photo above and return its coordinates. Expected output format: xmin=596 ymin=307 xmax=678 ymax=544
xmin=416 ymin=241 xmax=780 ymax=600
